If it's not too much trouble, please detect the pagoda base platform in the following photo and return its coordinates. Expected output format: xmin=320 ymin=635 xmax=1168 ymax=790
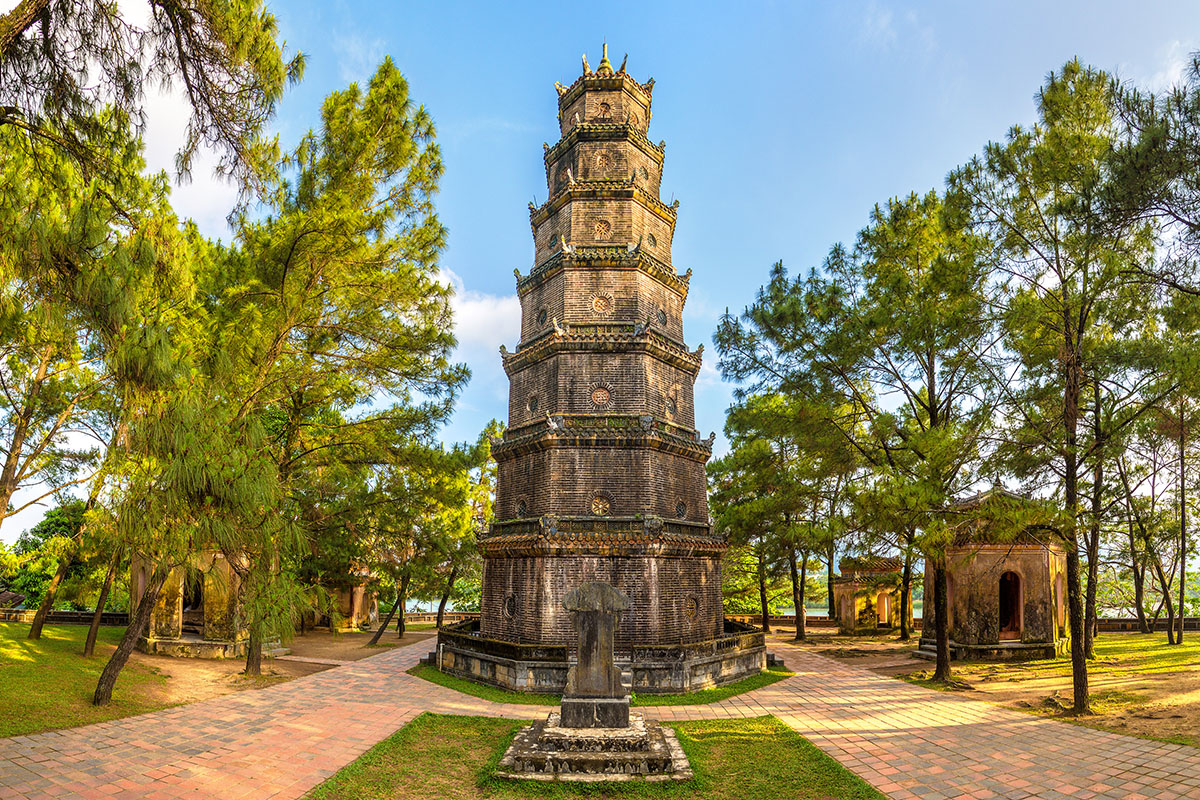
xmin=914 ymin=635 xmax=1068 ymax=662
xmin=435 ymin=619 xmax=765 ymax=694
xmin=496 ymin=711 xmax=692 ymax=783
xmin=137 ymin=634 xmax=248 ymax=659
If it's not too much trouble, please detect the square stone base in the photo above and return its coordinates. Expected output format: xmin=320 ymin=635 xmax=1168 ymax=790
xmin=497 ymin=712 xmax=692 ymax=783
xmin=561 ymin=695 xmax=630 ymax=728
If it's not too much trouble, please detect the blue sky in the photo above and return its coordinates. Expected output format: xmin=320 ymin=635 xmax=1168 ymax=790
xmin=6 ymin=0 xmax=1200 ymax=540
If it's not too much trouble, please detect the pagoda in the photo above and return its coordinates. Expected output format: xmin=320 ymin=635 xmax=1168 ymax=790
xmin=436 ymin=46 xmax=764 ymax=693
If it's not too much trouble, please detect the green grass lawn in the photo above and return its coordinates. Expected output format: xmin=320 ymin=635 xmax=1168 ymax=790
xmin=306 ymin=712 xmax=886 ymax=799
xmin=0 ymin=622 xmax=171 ymax=738
xmin=905 ymin=631 xmax=1200 ymax=687
xmin=406 ymin=664 xmax=793 ymax=707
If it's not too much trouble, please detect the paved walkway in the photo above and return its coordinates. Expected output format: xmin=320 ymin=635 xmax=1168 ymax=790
xmin=2 ymin=635 xmax=1200 ymax=799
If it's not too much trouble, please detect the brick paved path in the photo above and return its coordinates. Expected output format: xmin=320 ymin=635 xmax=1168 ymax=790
xmin=3 ymin=634 xmax=1200 ymax=799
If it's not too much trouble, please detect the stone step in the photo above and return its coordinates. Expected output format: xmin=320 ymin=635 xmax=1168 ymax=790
xmin=419 ymin=650 xmax=438 ymax=665
xmin=264 ymin=646 xmax=290 ymax=658
xmin=765 ymin=652 xmax=786 ymax=669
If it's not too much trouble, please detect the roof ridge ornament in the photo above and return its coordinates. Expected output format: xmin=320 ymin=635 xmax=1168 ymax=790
xmin=582 ymin=52 xmax=592 ymax=76
xmin=597 ymin=42 xmax=614 ymax=75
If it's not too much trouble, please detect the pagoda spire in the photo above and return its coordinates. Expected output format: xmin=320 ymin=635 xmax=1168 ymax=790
xmin=596 ymin=42 xmax=614 ymax=75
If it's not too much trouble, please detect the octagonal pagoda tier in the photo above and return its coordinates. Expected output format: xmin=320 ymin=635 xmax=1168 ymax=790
xmin=473 ymin=46 xmax=730 ymax=656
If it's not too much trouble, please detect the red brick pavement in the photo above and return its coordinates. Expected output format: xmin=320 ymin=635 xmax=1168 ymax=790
xmin=2 ymin=633 xmax=1200 ymax=799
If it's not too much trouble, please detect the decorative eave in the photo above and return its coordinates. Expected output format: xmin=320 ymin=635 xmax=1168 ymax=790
xmin=840 ymin=555 xmax=903 ymax=574
xmin=501 ymin=324 xmax=703 ymax=376
xmin=531 ymin=180 xmax=677 ymax=232
xmin=491 ymin=414 xmax=715 ymax=462
xmin=478 ymin=516 xmax=724 ymax=558
xmin=543 ymin=123 xmax=665 ymax=171
xmin=516 ymin=247 xmax=691 ymax=299
xmin=555 ymin=72 xmax=655 ymax=116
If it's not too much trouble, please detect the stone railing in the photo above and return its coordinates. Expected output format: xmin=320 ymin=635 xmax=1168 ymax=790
xmin=0 ymin=609 xmax=129 ymax=625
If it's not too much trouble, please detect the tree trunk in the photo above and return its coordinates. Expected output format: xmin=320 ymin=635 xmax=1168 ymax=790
xmin=396 ymin=571 xmax=410 ymax=638
xmin=1149 ymin=544 xmax=1177 ymax=644
xmin=244 ymin=626 xmax=263 ymax=676
xmin=83 ymin=551 xmax=119 ymax=657
xmin=1085 ymin=413 xmax=1103 ymax=659
xmin=757 ymin=544 xmax=770 ymax=633
xmin=1163 ymin=576 xmax=1178 ymax=645
xmin=797 ymin=549 xmax=808 ymax=641
xmin=93 ymin=568 xmax=165 ymax=705
xmin=1063 ymin=333 xmax=1090 ymax=714
xmin=437 ymin=565 xmax=458 ymax=629
xmin=0 ymin=0 xmax=52 ymax=60
xmin=1179 ymin=398 xmax=1187 ymax=645
xmin=826 ymin=542 xmax=836 ymax=623
xmin=788 ymin=549 xmax=802 ymax=641
xmin=28 ymin=555 xmax=70 ymax=640
xmin=1130 ymin=515 xmax=1149 ymax=634
xmin=932 ymin=559 xmax=951 ymax=682
xmin=898 ymin=548 xmax=913 ymax=642
xmin=369 ymin=588 xmax=401 ymax=646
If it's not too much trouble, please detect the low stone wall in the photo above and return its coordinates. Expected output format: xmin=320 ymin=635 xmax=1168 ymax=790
xmin=139 ymin=636 xmax=248 ymax=659
xmin=402 ymin=612 xmax=480 ymax=625
xmin=0 ymin=609 xmax=129 ymax=626
xmin=1097 ymin=617 xmax=1200 ymax=632
xmin=437 ymin=619 xmax=765 ymax=695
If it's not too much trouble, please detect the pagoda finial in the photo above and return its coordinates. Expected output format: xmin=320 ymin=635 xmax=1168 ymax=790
xmin=597 ymin=42 xmax=614 ymax=75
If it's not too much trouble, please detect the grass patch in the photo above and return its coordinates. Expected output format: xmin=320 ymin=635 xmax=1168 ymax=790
xmin=0 ymin=622 xmax=171 ymax=737
xmin=408 ymin=664 xmax=558 ymax=705
xmin=899 ymin=632 xmax=1200 ymax=687
xmin=631 ymin=667 xmax=792 ymax=706
xmin=306 ymin=712 xmax=886 ymax=799
xmin=406 ymin=664 xmax=792 ymax=707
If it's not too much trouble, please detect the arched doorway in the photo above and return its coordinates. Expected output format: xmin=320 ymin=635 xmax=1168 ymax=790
xmin=182 ymin=573 xmax=204 ymax=638
xmin=999 ymin=571 xmax=1022 ymax=640
xmin=1055 ymin=573 xmax=1065 ymax=637
xmin=876 ymin=591 xmax=890 ymax=627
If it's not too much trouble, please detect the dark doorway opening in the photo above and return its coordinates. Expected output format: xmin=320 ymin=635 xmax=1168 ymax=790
xmin=182 ymin=574 xmax=204 ymax=637
xmin=999 ymin=571 xmax=1021 ymax=641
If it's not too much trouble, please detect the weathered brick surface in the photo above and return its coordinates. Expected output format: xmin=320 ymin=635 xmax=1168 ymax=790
xmin=518 ymin=268 xmax=687 ymax=343
xmin=481 ymin=554 xmax=722 ymax=646
xmin=923 ymin=543 xmax=1068 ymax=647
xmin=506 ymin=351 xmax=697 ymax=428
xmin=477 ymin=59 xmax=725 ymax=650
xmin=494 ymin=446 xmax=708 ymax=521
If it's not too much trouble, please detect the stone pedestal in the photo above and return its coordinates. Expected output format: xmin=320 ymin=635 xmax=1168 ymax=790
xmin=497 ymin=712 xmax=691 ymax=782
xmin=497 ymin=577 xmax=691 ymax=782
xmin=561 ymin=696 xmax=631 ymax=728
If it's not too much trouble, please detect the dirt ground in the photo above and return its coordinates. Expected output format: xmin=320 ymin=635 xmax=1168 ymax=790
xmin=128 ymin=627 xmax=436 ymax=707
xmin=780 ymin=630 xmax=1200 ymax=747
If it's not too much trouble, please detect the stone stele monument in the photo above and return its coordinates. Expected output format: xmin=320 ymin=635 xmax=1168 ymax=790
xmin=497 ymin=581 xmax=691 ymax=782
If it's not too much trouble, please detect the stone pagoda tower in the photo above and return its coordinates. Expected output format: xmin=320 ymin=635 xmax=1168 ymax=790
xmin=480 ymin=46 xmax=730 ymax=654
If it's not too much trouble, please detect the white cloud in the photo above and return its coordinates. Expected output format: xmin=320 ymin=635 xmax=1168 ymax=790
xmin=332 ymin=32 xmax=387 ymax=86
xmin=440 ymin=269 xmax=520 ymax=403
xmin=857 ymin=3 xmax=936 ymax=58
xmin=140 ymin=86 xmax=239 ymax=241
xmin=1138 ymin=40 xmax=1192 ymax=93
xmin=860 ymin=3 xmax=897 ymax=50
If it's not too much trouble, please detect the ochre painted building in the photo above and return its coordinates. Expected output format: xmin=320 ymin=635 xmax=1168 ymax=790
xmin=919 ymin=490 xmax=1068 ymax=661
xmin=832 ymin=555 xmax=911 ymax=635
xmin=438 ymin=47 xmax=763 ymax=693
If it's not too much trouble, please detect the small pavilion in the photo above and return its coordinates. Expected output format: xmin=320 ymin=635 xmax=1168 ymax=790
xmin=919 ymin=489 xmax=1068 ymax=660
xmin=831 ymin=555 xmax=910 ymax=635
